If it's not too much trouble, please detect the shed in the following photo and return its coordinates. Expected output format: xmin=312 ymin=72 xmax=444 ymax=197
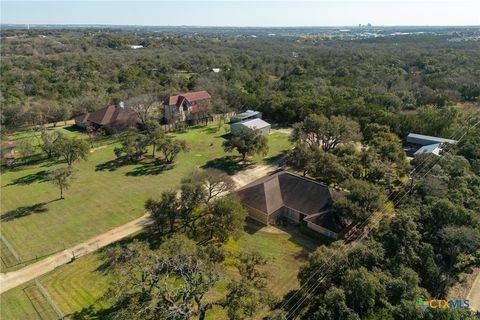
xmin=414 ymin=143 xmax=442 ymax=156
xmin=407 ymin=133 xmax=457 ymax=146
xmin=230 ymin=118 xmax=271 ymax=135
xmin=231 ymin=110 xmax=262 ymax=123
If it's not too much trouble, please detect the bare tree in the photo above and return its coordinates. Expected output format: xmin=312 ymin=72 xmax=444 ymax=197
xmin=125 ymin=93 xmax=161 ymax=131
xmin=47 ymin=167 xmax=75 ymax=199
xmin=190 ymin=168 xmax=236 ymax=204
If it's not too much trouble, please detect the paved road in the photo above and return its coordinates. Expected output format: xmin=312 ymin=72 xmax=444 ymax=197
xmin=0 ymin=163 xmax=278 ymax=294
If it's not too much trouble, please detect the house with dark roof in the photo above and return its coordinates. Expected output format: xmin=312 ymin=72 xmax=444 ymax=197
xmin=74 ymin=104 xmax=141 ymax=133
xmin=161 ymin=91 xmax=212 ymax=125
xmin=236 ymin=170 xmax=348 ymax=239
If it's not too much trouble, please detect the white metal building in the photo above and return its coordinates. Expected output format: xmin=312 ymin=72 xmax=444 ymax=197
xmin=230 ymin=118 xmax=271 ymax=135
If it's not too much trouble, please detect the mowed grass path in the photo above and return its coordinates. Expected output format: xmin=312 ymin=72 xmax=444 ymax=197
xmin=1 ymin=223 xmax=321 ymax=320
xmin=1 ymin=124 xmax=291 ymax=265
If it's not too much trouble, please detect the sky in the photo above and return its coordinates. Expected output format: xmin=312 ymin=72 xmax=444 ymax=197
xmin=1 ymin=0 xmax=479 ymax=27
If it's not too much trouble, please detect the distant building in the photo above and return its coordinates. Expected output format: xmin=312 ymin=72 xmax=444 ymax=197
xmin=407 ymin=133 xmax=457 ymax=157
xmin=236 ymin=171 xmax=349 ymax=239
xmin=161 ymin=91 xmax=212 ymax=125
xmin=74 ymin=104 xmax=141 ymax=133
xmin=230 ymin=118 xmax=271 ymax=136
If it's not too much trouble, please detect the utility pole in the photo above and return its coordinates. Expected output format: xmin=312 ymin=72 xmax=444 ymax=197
xmin=408 ymin=168 xmax=415 ymax=191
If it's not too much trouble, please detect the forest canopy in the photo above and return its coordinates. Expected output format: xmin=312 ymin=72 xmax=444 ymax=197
xmin=1 ymin=27 xmax=479 ymax=136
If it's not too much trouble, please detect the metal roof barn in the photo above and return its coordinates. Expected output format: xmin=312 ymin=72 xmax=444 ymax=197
xmin=230 ymin=118 xmax=271 ymax=135
xmin=407 ymin=133 xmax=457 ymax=146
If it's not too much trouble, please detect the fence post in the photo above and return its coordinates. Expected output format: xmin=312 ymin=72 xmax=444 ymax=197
xmin=35 ymin=278 xmax=66 ymax=320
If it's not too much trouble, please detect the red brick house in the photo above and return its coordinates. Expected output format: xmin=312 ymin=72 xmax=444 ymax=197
xmin=161 ymin=91 xmax=212 ymax=125
xmin=74 ymin=104 xmax=141 ymax=133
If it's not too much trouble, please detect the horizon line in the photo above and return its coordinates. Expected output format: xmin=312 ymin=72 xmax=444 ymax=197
xmin=3 ymin=23 xmax=480 ymax=28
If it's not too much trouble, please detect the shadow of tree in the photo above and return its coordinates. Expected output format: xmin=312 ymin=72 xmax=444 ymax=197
xmin=70 ymin=299 xmax=127 ymax=320
xmin=201 ymin=126 xmax=221 ymax=135
xmin=0 ymin=154 xmax=49 ymax=173
xmin=243 ymin=218 xmax=265 ymax=235
xmin=95 ymin=159 xmax=125 ymax=172
xmin=264 ymin=150 xmax=288 ymax=166
xmin=0 ymin=199 xmax=60 ymax=222
xmin=94 ymin=230 xmax=161 ymax=273
xmin=4 ymin=170 xmax=48 ymax=187
xmin=62 ymin=125 xmax=83 ymax=133
xmin=202 ymin=155 xmax=254 ymax=175
xmin=125 ymin=160 xmax=173 ymax=177
xmin=40 ymin=159 xmax=65 ymax=168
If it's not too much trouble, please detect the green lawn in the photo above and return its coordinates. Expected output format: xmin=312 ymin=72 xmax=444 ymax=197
xmin=1 ymin=223 xmax=322 ymax=320
xmin=0 ymin=123 xmax=291 ymax=268
xmin=0 ymin=282 xmax=42 ymax=320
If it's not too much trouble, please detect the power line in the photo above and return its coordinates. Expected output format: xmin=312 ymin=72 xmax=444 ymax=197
xmin=282 ymin=115 xmax=480 ymax=319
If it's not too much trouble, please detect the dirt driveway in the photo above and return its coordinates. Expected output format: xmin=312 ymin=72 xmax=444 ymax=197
xmin=0 ymin=163 xmax=280 ymax=294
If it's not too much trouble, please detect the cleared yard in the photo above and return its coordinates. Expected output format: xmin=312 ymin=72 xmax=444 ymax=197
xmin=0 ymin=124 xmax=291 ymax=268
xmin=1 ymin=223 xmax=323 ymax=319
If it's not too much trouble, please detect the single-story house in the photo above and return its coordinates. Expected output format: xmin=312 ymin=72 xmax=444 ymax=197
xmin=231 ymin=110 xmax=262 ymax=123
xmin=230 ymin=118 xmax=271 ymax=135
xmin=162 ymin=91 xmax=212 ymax=125
xmin=407 ymin=133 xmax=457 ymax=157
xmin=74 ymin=103 xmax=140 ymax=133
xmin=236 ymin=170 xmax=348 ymax=240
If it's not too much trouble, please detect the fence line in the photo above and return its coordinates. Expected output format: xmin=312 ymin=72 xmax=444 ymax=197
xmin=35 ymin=278 xmax=65 ymax=320
xmin=160 ymin=112 xmax=235 ymax=132
xmin=0 ymin=232 xmax=20 ymax=262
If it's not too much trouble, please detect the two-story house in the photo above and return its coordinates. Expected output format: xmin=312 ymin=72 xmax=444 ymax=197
xmin=161 ymin=91 xmax=212 ymax=125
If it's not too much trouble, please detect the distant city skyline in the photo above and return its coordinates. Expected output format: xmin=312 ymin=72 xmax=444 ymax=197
xmin=1 ymin=1 xmax=479 ymax=27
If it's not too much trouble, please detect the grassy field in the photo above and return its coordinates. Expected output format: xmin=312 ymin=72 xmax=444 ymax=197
xmin=0 ymin=223 xmax=322 ymax=319
xmin=0 ymin=123 xmax=291 ymax=268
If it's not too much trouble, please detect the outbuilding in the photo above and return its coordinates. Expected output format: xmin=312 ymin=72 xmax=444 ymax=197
xmin=407 ymin=133 xmax=457 ymax=146
xmin=230 ymin=118 xmax=271 ymax=135
xmin=231 ymin=110 xmax=262 ymax=123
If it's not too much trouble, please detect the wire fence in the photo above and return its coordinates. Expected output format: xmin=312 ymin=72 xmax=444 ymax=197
xmin=160 ymin=112 xmax=235 ymax=132
xmin=23 ymin=279 xmax=65 ymax=320
xmin=35 ymin=278 xmax=65 ymax=320
xmin=0 ymin=232 xmax=20 ymax=267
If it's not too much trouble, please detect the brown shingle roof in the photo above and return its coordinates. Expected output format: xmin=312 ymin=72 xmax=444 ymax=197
xmin=236 ymin=171 xmax=333 ymax=215
xmin=74 ymin=105 xmax=140 ymax=131
xmin=236 ymin=171 xmax=346 ymax=233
